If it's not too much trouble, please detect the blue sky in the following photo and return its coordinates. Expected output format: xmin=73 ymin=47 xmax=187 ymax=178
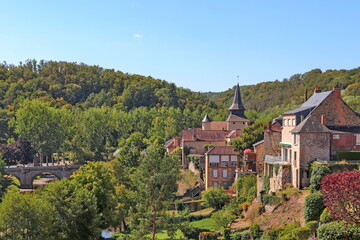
xmin=1 ymin=1 xmax=360 ymax=92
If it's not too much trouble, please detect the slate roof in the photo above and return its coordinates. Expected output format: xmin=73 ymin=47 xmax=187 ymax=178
xmin=226 ymin=114 xmax=249 ymax=122
xmin=229 ymin=84 xmax=245 ymax=111
xmin=291 ymin=116 xmax=331 ymax=133
xmin=202 ymin=114 xmax=212 ymax=123
xmin=182 ymin=128 xmax=233 ymax=141
xmin=327 ymin=125 xmax=360 ymax=134
xmin=206 ymin=146 xmax=238 ymax=155
xmin=283 ymin=91 xmax=332 ymax=116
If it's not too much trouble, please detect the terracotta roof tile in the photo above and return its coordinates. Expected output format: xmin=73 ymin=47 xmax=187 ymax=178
xmin=206 ymin=146 xmax=238 ymax=155
xmin=182 ymin=128 xmax=232 ymax=141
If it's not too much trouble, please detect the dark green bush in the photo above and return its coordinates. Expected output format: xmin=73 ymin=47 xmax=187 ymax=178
xmin=304 ymin=192 xmax=325 ymax=222
xmin=317 ymin=221 xmax=360 ymax=240
xmin=230 ymin=232 xmax=242 ymax=240
xmin=310 ymin=163 xmax=330 ymax=192
xmin=268 ymin=222 xmax=300 ymax=240
xmin=319 ymin=208 xmax=333 ymax=224
xmin=240 ymin=230 xmax=251 ymax=240
xmin=336 ymin=151 xmax=360 ymax=161
xmin=224 ymin=228 xmax=231 ymax=240
xmin=236 ymin=175 xmax=257 ymax=202
xmin=260 ymin=194 xmax=281 ymax=206
xmin=180 ymin=223 xmax=208 ymax=239
xmin=280 ymin=226 xmax=311 ymax=240
xmin=250 ymin=224 xmax=262 ymax=239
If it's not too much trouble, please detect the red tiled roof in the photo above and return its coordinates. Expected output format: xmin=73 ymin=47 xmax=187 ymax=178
xmin=182 ymin=128 xmax=233 ymax=141
xmin=206 ymin=146 xmax=238 ymax=155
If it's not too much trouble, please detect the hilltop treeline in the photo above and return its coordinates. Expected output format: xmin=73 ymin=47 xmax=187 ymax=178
xmin=211 ymin=68 xmax=360 ymax=113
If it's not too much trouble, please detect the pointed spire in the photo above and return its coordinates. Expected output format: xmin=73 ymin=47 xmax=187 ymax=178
xmin=202 ymin=114 xmax=212 ymax=123
xmin=228 ymin=83 xmax=246 ymax=118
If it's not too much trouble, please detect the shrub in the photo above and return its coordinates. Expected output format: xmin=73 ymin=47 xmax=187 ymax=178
xmin=239 ymin=202 xmax=251 ymax=212
xmin=321 ymin=171 xmax=360 ymax=224
xmin=317 ymin=221 xmax=360 ymax=240
xmin=281 ymin=227 xmax=311 ymax=240
xmin=319 ymin=208 xmax=332 ymax=224
xmin=260 ymin=194 xmax=280 ymax=206
xmin=304 ymin=192 xmax=325 ymax=222
xmin=180 ymin=222 xmax=208 ymax=239
xmin=236 ymin=175 xmax=257 ymax=202
xmin=263 ymin=176 xmax=270 ymax=193
xmin=199 ymin=231 xmax=220 ymax=240
xmin=202 ymin=187 xmax=229 ymax=210
xmin=268 ymin=222 xmax=300 ymax=240
xmin=230 ymin=232 xmax=242 ymax=240
xmin=310 ymin=164 xmax=330 ymax=192
xmin=240 ymin=230 xmax=251 ymax=240
xmin=305 ymin=221 xmax=318 ymax=236
xmin=224 ymin=228 xmax=231 ymax=240
xmin=211 ymin=210 xmax=236 ymax=231
xmin=250 ymin=224 xmax=262 ymax=239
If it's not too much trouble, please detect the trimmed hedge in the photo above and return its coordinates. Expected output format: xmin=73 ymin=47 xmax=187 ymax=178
xmin=336 ymin=151 xmax=360 ymax=161
xmin=310 ymin=164 xmax=331 ymax=192
xmin=319 ymin=208 xmax=333 ymax=224
xmin=317 ymin=221 xmax=360 ymax=240
xmin=304 ymin=192 xmax=325 ymax=222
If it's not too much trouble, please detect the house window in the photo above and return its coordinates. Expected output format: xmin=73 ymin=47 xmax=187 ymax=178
xmin=283 ymin=119 xmax=286 ymax=126
xmin=289 ymin=149 xmax=292 ymax=161
xmin=333 ymin=135 xmax=340 ymax=140
xmin=294 ymin=151 xmax=297 ymax=168
xmin=223 ymin=170 xmax=228 ymax=178
xmin=288 ymin=119 xmax=291 ymax=126
xmin=221 ymin=156 xmax=229 ymax=167
xmin=213 ymin=182 xmax=218 ymax=188
xmin=293 ymin=134 xmax=298 ymax=145
xmin=213 ymin=169 xmax=218 ymax=178
xmin=356 ymin=134 xmax=360 ymax=145
xmin=292 ymin=119 xmax=295 ymax=126
xmin=231 ymin=156 xmax=237 ymax=167
xmin=209 ymin=155 xmax=219 ymax=167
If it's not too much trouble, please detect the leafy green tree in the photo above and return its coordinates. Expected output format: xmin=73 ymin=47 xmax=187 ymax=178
xmin=236 ymin=174 xmax=257 ymax=202
xmin=14 ymin=99 xmax=66 ymax=164
xmin=202 ymin=187 xmax=229 ymax=210
xmin=130 ymin=145 xmax=181 ymax=240
xmin=211 ymin=209 xmax=236 ymax=230
xmin=0 ymin=155 xmax=13 ymax=198
xmin=232 ymin=121 xmax=267 ymax=155
xmin=310 ymin=163 xmax=331 ymax=192
xmin=72 ymin=161 xmax=127 ymax=229
xmin=0 ymin=189 xmax=56 ymax=240
xmin=40 ymin=179 xmax=101 ymax=240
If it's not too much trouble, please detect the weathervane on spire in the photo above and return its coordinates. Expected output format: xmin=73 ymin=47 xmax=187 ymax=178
xmin=237 ymin=75 xmax=239 ymax=84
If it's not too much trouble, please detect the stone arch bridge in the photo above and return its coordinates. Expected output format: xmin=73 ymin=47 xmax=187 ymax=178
xmin=7 ymin=165 xmax=81 ymax=189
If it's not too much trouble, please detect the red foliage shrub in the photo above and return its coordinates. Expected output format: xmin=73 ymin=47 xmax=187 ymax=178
xmin=320 ymin=171 xmax=360 ymax=224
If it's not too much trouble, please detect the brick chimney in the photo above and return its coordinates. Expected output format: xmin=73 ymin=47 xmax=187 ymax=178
xmin=320 ymin=115 xmax=326 ymax=125
xmin=333 ymin=86 xmax=341 ymax=99
xmin=314 ymin=87 xmax=321 ymax=93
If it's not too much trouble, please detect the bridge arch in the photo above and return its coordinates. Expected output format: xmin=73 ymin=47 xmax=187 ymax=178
xmin=7 ymin=165 xmax=81 ymax=189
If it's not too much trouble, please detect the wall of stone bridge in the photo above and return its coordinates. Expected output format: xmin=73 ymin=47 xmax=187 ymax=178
xmin=7 ymin=165 xmax=81 ymax=189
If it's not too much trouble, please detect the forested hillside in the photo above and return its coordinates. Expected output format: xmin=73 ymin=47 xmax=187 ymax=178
xmin=210 ymin=68 xmax=360 ymax=114
xmin=0 ymin=60 xmax=359 ymax=164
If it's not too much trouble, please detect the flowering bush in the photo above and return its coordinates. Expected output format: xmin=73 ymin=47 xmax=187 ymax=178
xmin=320 ymin=171 xmax=360 ymax=224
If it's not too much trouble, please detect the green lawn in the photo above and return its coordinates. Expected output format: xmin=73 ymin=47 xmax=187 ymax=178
xmin=190 ymin=218 xmax=217 ymax=231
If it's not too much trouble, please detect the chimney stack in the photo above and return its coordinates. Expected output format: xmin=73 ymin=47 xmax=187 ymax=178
xmin=333 ymin=86 xmax=341 ymax=99
xmin=320 ymin=115 xmax=326 ymax=125
xmin=314 ymin=87 xmax=321 ymax=93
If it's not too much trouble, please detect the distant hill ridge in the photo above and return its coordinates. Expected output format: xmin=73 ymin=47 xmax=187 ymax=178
xmin=0 ymin=60 xmax=359 ymax=114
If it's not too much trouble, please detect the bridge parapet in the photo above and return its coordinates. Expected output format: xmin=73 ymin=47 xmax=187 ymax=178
xmin=7 ymin=165 xmax=82 ymax=189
